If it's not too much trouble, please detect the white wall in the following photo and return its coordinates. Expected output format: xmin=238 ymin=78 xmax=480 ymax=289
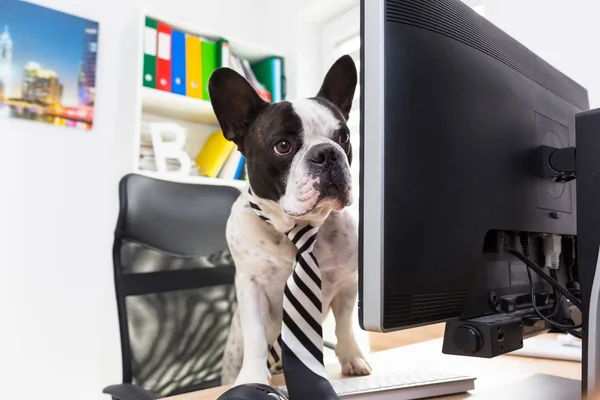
xmin=0 ymin=1 xmax=304 ymax=399
xmin=482 ymin=0 xmax=600 ymax=107
xmin=262 ymin=0 xmax=360 ymax=99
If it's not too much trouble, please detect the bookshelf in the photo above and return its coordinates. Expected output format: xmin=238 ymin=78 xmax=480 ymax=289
xmin=133 ymin=9 xmax=285 ymax=191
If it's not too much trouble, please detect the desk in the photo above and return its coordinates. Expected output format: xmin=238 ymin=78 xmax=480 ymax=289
xmin=163 ymin=334 xmax=581 ymax=400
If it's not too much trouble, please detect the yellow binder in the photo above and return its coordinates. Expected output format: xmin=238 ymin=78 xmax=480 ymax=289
xmin=185 ymin=34 xmax=203 ymax=99
xmin=196 ymin=130 xmax=236 ymax=177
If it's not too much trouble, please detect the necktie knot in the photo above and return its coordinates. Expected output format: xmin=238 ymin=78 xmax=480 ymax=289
xmin=287 ymin=224 xmax=318 ymax=253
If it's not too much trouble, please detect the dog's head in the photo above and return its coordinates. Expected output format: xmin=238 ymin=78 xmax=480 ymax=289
xmin=209 ymin=55 xmax=357 ymax=218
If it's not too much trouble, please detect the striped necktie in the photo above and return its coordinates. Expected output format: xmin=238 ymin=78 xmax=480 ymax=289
xmin=247 ymin=188 xmax=339 ymax=400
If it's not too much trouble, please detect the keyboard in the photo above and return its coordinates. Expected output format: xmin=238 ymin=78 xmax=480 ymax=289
xmin=278 ymin=370 xmax=476 ymax=399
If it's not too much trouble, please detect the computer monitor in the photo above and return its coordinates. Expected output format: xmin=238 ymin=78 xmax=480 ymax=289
xmin=358 ymin=0 xmax=600 ymax=397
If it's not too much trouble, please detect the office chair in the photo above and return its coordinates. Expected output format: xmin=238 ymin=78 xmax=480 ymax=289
xmin=103 ymin=174 xmax=240 ymax=400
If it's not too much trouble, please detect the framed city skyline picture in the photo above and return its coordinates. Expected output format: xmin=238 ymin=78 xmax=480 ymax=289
xmin=0 ymin=1 xmax=99 ymax=130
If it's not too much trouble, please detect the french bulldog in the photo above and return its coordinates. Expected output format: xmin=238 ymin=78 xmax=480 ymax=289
xmin=208 ymin=54 xmax=371 ymax=386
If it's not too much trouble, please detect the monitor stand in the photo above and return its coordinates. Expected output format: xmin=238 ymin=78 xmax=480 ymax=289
xmin=576 ymin=108 xmax=600 ymax=398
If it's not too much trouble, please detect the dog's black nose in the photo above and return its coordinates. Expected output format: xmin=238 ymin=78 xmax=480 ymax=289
xmin=309 ymin=143 xmax=338 ymax=166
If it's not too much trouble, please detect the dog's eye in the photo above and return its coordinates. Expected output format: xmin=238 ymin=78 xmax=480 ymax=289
xmin=274 ymin=141 xmax=292 ymax=155
xmin=338 ymin=130 xmax=350 ymax=145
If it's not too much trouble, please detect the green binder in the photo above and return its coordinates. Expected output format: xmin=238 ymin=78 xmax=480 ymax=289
xmin=252 ymin=56 xmax=285 ymax=102
xmin=143 ymin=17 xmax=157 ymax=88
xmin=201 ymin=39 xmax=217 ymax=100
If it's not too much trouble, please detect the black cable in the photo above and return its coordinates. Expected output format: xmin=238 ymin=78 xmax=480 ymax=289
xmin=505 ymin=248 xmax=583 ymax=309
xmin=511 ymin=245 xmax=583 ymax=338
xmin=525 ymin=265 xmax=582 ymax=330
xmin=519 ymin=238 xmax=565 ymax=325
xmin=521 ymin=238 xmax=559 ymax=319
xmin=548 ymin=270 xmax=561 ymax=319
xmin=519 ymin=238 xmax=561 ymax=321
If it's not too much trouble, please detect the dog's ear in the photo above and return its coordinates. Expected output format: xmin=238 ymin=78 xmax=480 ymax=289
xmin=316 ymin=54 xmax=357 ymax=121
xmin=209 ymin=68 xmax=268 ymax=149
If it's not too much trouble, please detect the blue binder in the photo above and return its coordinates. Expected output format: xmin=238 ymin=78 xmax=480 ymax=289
xmin=171 ymin=30 xmax=186 ymax=95
xmin=234 ymin=156 xmax=245 ymax=180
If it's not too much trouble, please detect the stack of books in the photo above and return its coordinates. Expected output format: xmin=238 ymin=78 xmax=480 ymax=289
xmin=142 ymin=17 xmax=285 ymax=103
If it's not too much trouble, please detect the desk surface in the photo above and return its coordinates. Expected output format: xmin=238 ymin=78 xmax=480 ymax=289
xmin=163 ymin=334 xmax=581 ymax=400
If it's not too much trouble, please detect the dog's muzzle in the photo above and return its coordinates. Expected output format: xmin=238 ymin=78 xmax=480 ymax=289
xmin=306 ymin=143 xmax=353 ymax=207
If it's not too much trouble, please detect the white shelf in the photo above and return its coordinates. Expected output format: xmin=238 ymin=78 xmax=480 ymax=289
xmin=137 ymin=170 xmax=247 ymax=191
xmin=141 ymin=87 xmax=218 ymax=124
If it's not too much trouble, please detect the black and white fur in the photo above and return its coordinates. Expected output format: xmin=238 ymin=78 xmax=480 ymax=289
xmin=209 ymin=55 xmax=371 ymax=386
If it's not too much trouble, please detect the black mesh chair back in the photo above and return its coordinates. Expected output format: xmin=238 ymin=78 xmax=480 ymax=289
xmin=111 ymin=174 xmax=240 ymax=397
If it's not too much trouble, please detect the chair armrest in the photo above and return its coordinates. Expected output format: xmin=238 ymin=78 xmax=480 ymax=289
xmin=103 ymin=384 xmax=156 ymax=400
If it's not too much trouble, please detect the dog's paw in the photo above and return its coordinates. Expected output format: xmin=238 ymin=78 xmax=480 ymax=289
xmin=234 ymin=363 xmax=271 ymax=386
xmin=340 ymin=356 xmax=372 ymax=376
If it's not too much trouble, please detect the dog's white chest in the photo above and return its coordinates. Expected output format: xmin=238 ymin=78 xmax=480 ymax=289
xmin=226 ymin=196 xmax=359 ymax=323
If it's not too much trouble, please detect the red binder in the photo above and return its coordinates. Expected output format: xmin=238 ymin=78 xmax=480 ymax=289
xmin=156 ymin=22 xmax=172 ymax=92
